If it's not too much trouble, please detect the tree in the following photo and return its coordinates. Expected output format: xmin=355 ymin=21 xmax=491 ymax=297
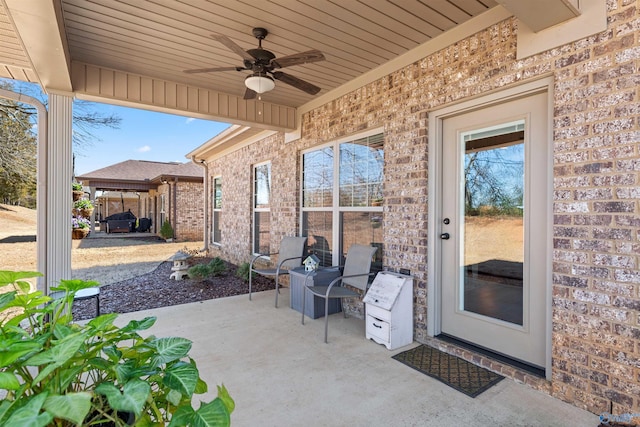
xmin=464 ymin=143 xmax=524 ymax=217
xmin=0 ymin=87 xmax=37 ymax=206
xmin=0 ymin=80 xmax=121 ymax=206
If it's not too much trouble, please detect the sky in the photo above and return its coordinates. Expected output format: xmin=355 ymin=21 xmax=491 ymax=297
xmin=1 ymin=79 xmax=230 ymax=176
xmin=71 ymin=103 xmax=229 ymax=176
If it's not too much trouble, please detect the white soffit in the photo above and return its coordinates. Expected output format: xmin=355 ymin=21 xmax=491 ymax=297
xmin=5 ymin=0 xmax=72 ymax=92
xmin=495 ymin=0 xmax=581 ymax=33
xmin=514 ymin=0 xmax=607 ymax=59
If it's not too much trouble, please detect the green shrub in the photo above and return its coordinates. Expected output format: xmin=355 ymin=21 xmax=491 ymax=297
xmin=208 ymin=257 xmax=227 ymax=277
xmin=160 ymin=219 xmax=174 ymax=240
xmin=187 ymin=263 xmax=211 ymax=280
xmin=72 ymin=182 xmax=83 ymax=191
xmin=235 ymin=262 xmax=254 ymax=282
xmin=187 ymin=257 xmax=227 ymax=280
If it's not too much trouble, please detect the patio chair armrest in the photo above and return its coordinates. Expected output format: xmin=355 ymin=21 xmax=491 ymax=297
xmin=250 ymin=252 xmax=278 ymax=268
xmin=276 ymin=255 xmax=303 ymax=272
xmin=324 ymin=272 xmax=376 ymax=296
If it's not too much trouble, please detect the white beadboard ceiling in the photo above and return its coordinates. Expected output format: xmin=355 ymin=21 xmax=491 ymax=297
xmin=1 ymin=0 xmax=499 ymax=111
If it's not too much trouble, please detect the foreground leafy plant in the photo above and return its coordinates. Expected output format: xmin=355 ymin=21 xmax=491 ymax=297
xmin=0 ymin=270 xmax=234 ymax=426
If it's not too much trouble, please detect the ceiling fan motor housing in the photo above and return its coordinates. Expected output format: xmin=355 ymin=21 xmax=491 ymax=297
xmin=246 ymin=48 xmax=276 ymax=71
xmin=252 ymin=27 xmax=268 ymax=39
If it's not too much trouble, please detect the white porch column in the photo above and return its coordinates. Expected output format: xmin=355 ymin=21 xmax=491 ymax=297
xmin=46 ymin=93 xmax=73 ymax=293
xmin=89 ymin=186 xmax=97 ymax=233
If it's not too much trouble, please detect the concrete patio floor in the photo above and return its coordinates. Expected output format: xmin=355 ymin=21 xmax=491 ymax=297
xmin=116 ymin=289 xmax=600 ymax=427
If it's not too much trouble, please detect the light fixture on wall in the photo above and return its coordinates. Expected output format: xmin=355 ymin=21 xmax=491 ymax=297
xmin=244 ymin=73 xmax=275 ymax=94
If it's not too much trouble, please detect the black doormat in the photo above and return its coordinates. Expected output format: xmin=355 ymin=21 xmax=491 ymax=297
xmin=392 ymin=345 xmax=504 ymax=398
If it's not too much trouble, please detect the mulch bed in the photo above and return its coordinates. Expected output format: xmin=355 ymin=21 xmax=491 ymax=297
xmin=72 ymin=258 xmax=275 ymax=321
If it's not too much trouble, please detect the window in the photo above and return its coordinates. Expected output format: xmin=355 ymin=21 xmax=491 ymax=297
xmin=253 ymin=162 xmax=271 ymax=254
xmin=302 ymin=131 xmax=384 ymax=270
xmin=159 ymin=194 xmax=166 ymax=228
xmin=212 ymin=177 xmax=222 ymax=244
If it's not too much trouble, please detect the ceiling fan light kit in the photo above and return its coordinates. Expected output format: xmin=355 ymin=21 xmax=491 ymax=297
xmin=184 ymin=27 xmax=325 ymax=99
xmin=245 ymin=73 xmax=275 ymax=93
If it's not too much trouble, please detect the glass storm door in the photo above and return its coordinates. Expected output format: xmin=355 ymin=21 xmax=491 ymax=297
xmin=440 ymin=92 xmax=548 ymax=369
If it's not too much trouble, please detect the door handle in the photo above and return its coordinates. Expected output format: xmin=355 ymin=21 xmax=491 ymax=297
xmin=440 ymin=233 xmax=450 ymax=240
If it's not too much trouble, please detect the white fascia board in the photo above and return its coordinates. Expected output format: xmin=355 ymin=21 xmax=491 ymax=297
xmin=5 ymin=0 xmax=72 ymax=93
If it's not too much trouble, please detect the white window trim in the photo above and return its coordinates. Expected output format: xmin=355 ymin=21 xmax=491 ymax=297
xmin=300 ymin=128 xmax=384 ymax=265
xmin=212 ymin=176 xmax=222 ymax=246
xmin=253 ymin=161 xmax=271 ymax=256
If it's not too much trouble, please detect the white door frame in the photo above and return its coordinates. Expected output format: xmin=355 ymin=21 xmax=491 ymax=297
xmin=427 ymin=77 xmax=555 ymax=379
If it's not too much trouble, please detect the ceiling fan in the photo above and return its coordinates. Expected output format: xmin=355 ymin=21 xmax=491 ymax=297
xmin=184 ymin=27 xmax=325 ymax=100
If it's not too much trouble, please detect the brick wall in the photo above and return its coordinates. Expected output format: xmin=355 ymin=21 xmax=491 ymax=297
xmin=203 ymin=0 xmax=638 ymax=414
xmin=174 ymin=181 xmax=204 ymax=241
xmin=207 ymin=133 xmax=293 ymax=265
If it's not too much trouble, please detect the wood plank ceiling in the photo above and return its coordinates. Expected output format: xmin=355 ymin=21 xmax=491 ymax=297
xmin=0 ymin=0 xmax=498 ymax=110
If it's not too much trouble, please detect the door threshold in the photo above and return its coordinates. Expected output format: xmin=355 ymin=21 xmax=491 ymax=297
xmin=436 ymin=334 xmax=545 ymax=378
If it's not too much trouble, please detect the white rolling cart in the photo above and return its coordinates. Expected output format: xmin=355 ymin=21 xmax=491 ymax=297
xmin=363 ymin=271 xmax=413 ymax=350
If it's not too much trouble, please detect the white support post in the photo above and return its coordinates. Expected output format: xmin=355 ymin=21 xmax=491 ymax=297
xmin=46 ymin=93 xmax=73 ymax=293
xmin=90 ymin=186 xmax=97 ymax=233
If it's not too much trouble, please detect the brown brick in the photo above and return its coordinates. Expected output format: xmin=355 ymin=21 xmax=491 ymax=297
xmin=197 ymin=5 xmax=640 ymax=416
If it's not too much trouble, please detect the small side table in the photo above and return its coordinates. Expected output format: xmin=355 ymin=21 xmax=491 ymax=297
xmin=289 ymin=267 xmax=342 ymax=319
xmin=49 ymin=287 xmax=101 ymax=318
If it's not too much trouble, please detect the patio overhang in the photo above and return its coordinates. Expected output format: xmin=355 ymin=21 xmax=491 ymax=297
xmin=0 ymin=0 xmax=608 ymax=320
xmin=77 ymin=179 xmax=156 ymax=193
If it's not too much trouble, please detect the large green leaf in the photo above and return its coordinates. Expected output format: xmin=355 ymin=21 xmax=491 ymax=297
xmin=4 ymin=292 xmax=49 ymax=312
xmin=95 ymin=379 xmax=150 ymax=417
xmin=26 ymin=332 xmax=85 ymax=366
xmin=3 ymin=393 xmax=53 ymax=427
xmin=0 ymin=291 xmax=16 ymax=311
xmin=167 ymin=406 xmax=195 ymax=427
xmin=102 ymin=344 xmax=122 ymax=362
xmin=216 ymin=384 xmax=235 ymax=415
xmin=86 ymin=313 xmax=119 ymax=331
xmin=43 ymin=392 xmax=92 ymax=425
xmin=163 ymin=361 xmax=199 ymax=397
xmin=0 ymin=372 xmax=20 ymax=390
xmin=121 ymin=316 xmax=157 ymax=333
xmin=0 ymin=399 xmax=12 ymax=424
xmin=52 ymin=279 xmax=100 ymax=293
xmin=191 ymin=398 xmax=231 ymax=427
xmin=0 ymin=271 xmax=42 ymax=288
xmin=168 ymin=391 xmax=234 ymax=427
xmin=194 ymin=377 xmax=208 ymax=395
xmin=114 ymin=359 xmax=139 ymax=383
xmin=149 ymin=337 xmax=192 ymax=367
xmin=166 ymin=389 xmax=183 ymax=406
xmin=0 ymin=340 xmax=41 ymax=368
xmin=27 ymin=332 xmax=87 ymax=384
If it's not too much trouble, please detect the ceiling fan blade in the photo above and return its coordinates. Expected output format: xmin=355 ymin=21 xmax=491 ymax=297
xmin=272 ymin=71 xmax=321 ymax=95
xmin=183 ymin=66 xmax=244 ymax=74
xmin=210 ymin=33 xmax=255 ymax=62
xmin=243 ymin=87 xmax=257 ymax=100
xmin=271 ymin=50 xmax=325 ymax=68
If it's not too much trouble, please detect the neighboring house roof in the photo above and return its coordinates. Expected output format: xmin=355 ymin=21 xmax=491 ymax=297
xmin=76 ymin=160 xmax=203 ymax=192
xmin=156 ymin=161 xmax=203 ymax=181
